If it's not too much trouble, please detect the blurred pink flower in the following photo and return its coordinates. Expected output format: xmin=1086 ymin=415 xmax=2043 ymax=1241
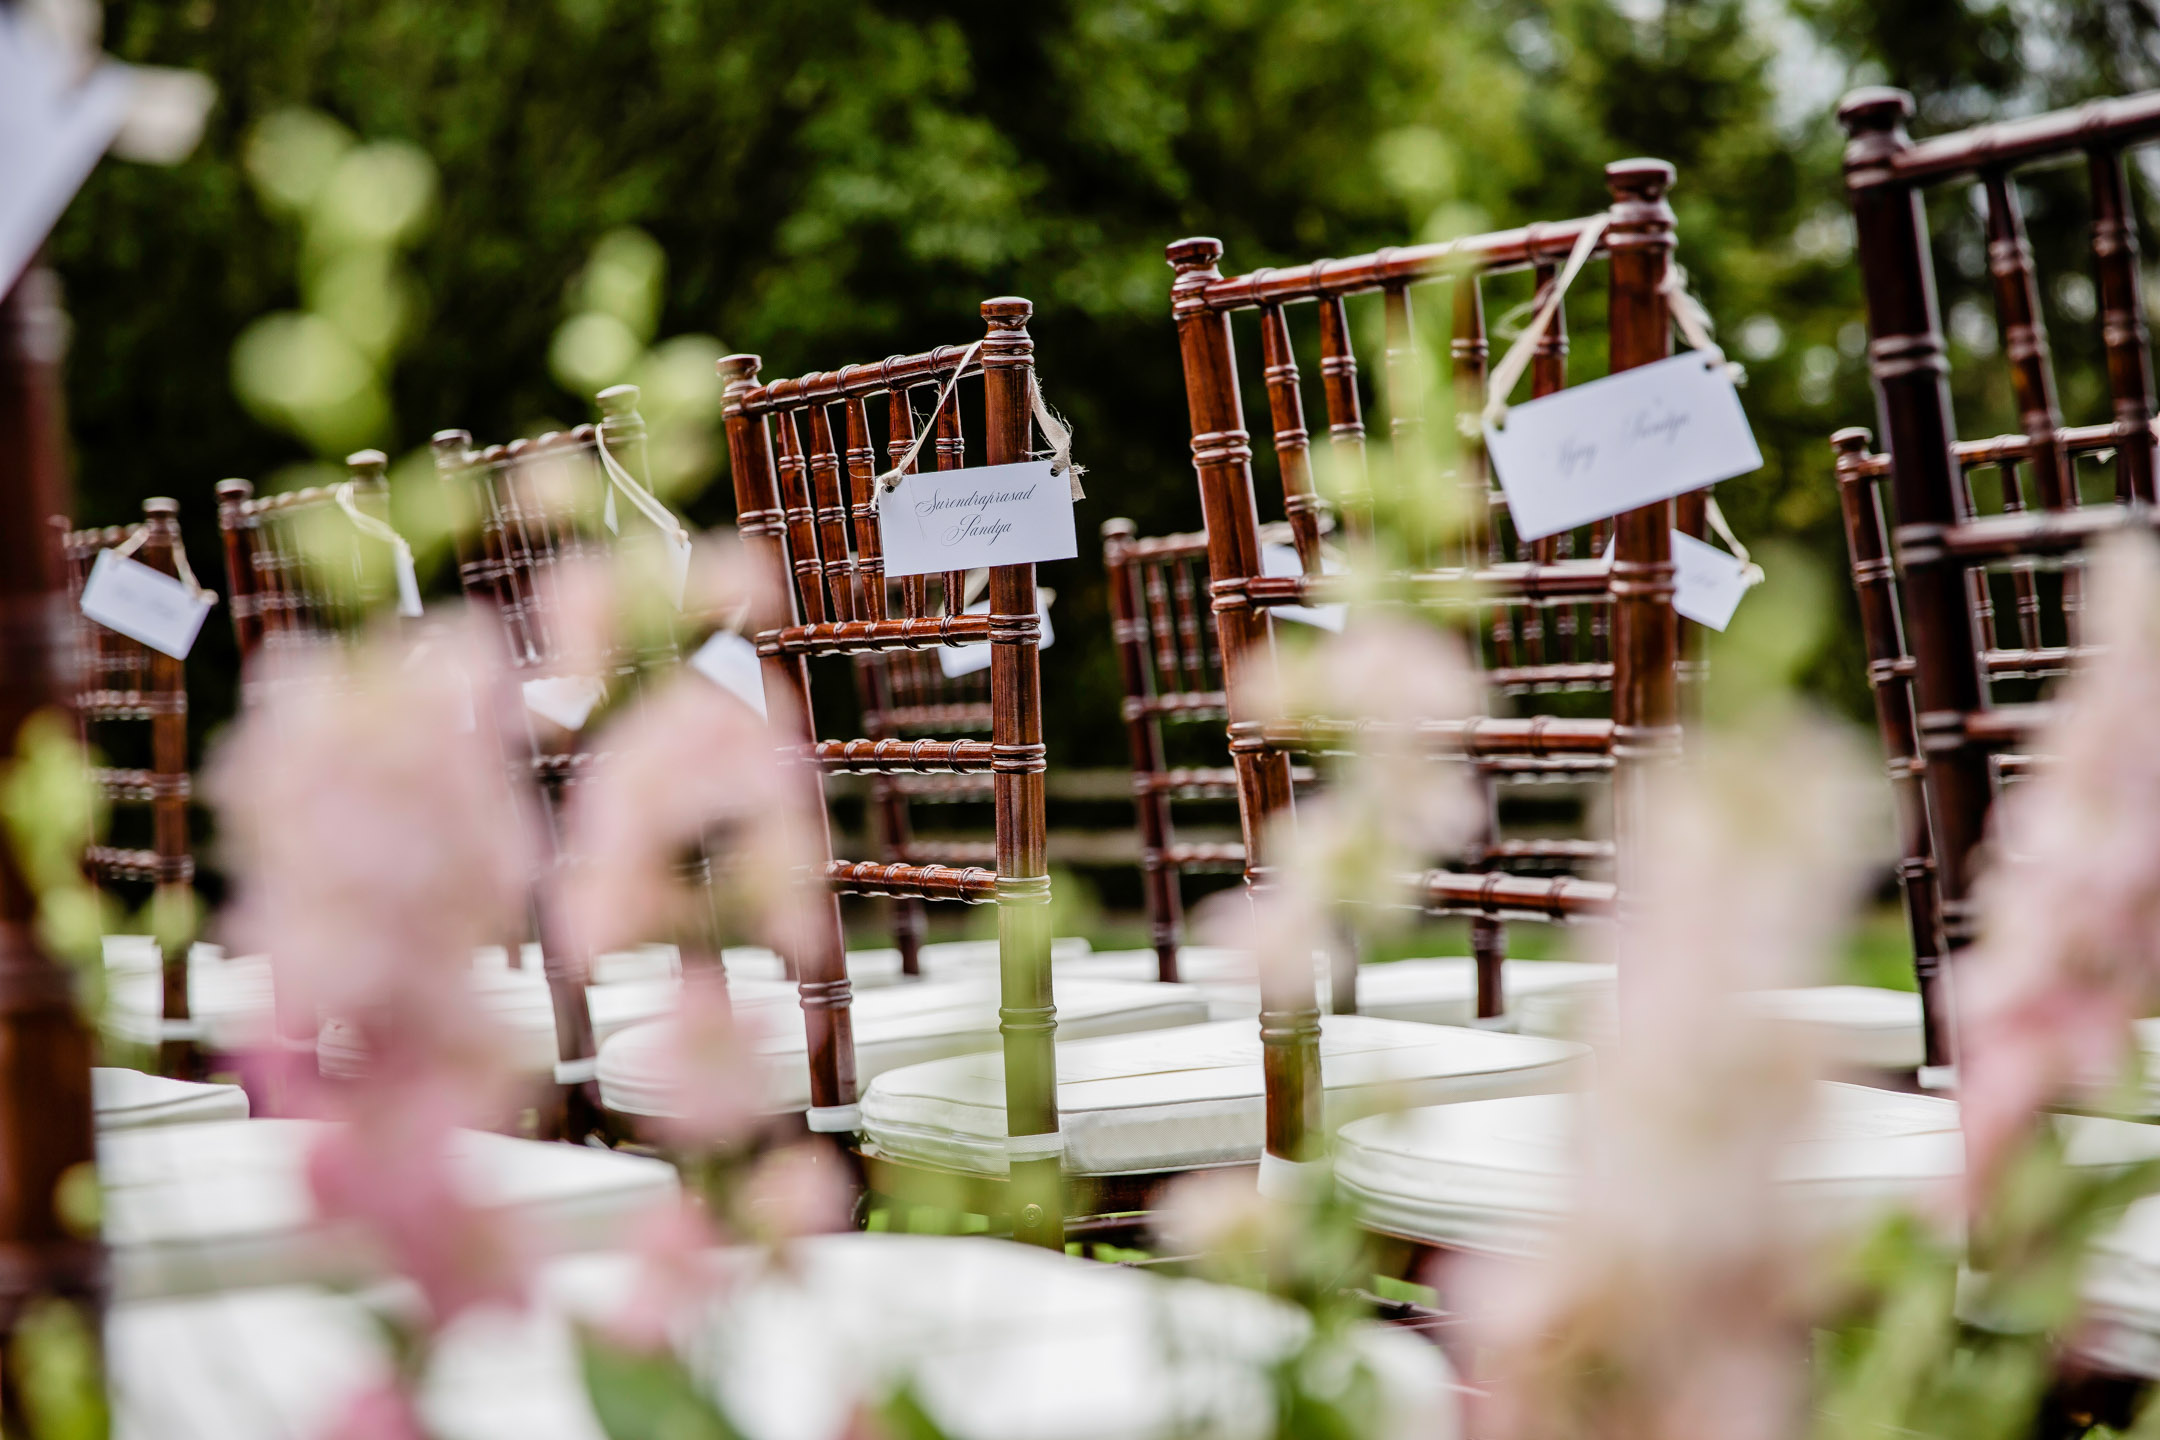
xmin=208 ymin=616 xmax=539 ymax=1328
xmin=557 ymin=670 xmax=817 ymax=965
xmin=647 ymin=969 xmax=770 ymax=1150
xmin=208 ymin=618 xmax=537 ymax=1044
xmin=605 ymin=1194 xmax=728 ymax=1353
xmin=323 ymin=1382 xmax=425 ymax=1440
xmin=736 ymin=1140 xmax=854 ymax=1243
xmin=1959 ymin=532 xmax=2160 ymax=1204
xmin=309 ymin=1083 xmax=530 ymax=1325
xmin=1460 ymin=718 xmax=1875 ymax=1440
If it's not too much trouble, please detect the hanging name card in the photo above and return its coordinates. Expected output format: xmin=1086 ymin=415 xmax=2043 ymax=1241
xmin=1485 ymin=352 xmax=1763 ymax=543
xmin=876 ymin=460 xmax=1078 ymax=579
xmin=1260 ymin=544 xmax=1346 ymax=632
xmin=79 ymin=550 xmax=215 ymax=659
xmin=690 ymin=630 xmax=768 ymax=719
xmin=1669 ymin=529 xmax=1754 ymax=632
xmin=522 ymin=675 xmax=606 ymax=732
xmin=938 ymin=592 xmax=1056 ymax=678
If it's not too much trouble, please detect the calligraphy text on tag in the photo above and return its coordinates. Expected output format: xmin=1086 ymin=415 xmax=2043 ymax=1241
xmin=1485 ymin=352 xmax=1763 ymax=543
xmin=691 ymin=631 xmax=767 ymax=718
xmin=79 ymin=550 xmax=214 ymax=659
xmin=876 ymin=460 xmax=1078 ymax=579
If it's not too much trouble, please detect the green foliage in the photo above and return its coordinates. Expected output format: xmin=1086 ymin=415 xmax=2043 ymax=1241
xmin=13 ymin=1298 xmax=109 ymax=1440
xmin=57 ymin=1 xmax=2160 ymax=860
xmin=578 ymin=1325 xmax=749 ymax=1440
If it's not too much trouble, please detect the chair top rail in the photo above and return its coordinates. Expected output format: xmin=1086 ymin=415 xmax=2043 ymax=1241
xmin=736 ymin=344 xmax=984 ymax=413
xmin=1175 ymin=214 xmax=1611 ymax=314
xmin=1837 ymin=418 xmax=2158 ymax=481
xmin=1843 ymin=86 xmax=2160 ymax=191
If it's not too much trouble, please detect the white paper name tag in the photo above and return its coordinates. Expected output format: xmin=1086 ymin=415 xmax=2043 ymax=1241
xmin=938 ymin=592 xmax=1055 ymax=678
xmin=522 ymin=675 xmax=607 ymax=731
xmin=690 ymin=630 xmax=767 ymax=718
xmin=1260 ymin=544 xmax=1346 ymax=632
xmin=79 ymin=550 xmax=214 ymax=659
xmin=1669 ymin=529 xmax=1753 ymax=631
xmin=1601 ymin=530 xmax=1758 ymax=633
xmin=0 ymin=15 xmax=134 ymax=295
xmin=877 ymin=460 xmax=1078 ymax=579
xmin=1485 ymin=352 xmax=1763 ymax=543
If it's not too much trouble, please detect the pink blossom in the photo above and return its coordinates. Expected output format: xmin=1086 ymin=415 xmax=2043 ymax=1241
xmin=556 ymin=671 xmax=817 ymax=965
xmin=736 ymin=1140 xmax=854 ymax=1243
xmin=647 ymin=969 xmax=770 ymax=1151
xmin=1958 ymin=532 xmax=2160 ymax=1203
xmin=322 ymin=1382 xmax=426 ymax=1440
xmin=207 ymin=616 xmax=539 ymax=1325
xmin=1460 ymin=718 xmax=1876 ymax=1440
xmin=605 ymin=1194 xmax=728 ymax=1352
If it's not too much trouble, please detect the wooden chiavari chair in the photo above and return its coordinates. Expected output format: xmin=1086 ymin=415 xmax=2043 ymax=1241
xmin=427 ymin=387 xmax=726 ymax=1135
xmin=1835 ymin=87 xmax=2160 ymax=1080
xmin=713 ymin=298 xmax=1074 ymax=1247
xmin=1164 ymin=161 xmax=1687 ymax=1178
xmin=51 ymin=498 xmax=202 ymax=1079
xmin=853 ymin=620 xmax=995 ymax=979
xmin=1101 ymin=516 xmax=1311 ymax=981
xmin=216 ymin=451 xmax=404 ymax=668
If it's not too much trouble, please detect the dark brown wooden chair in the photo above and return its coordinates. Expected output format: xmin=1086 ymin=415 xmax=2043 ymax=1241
xmin=1101 ymin=516 xmax=1318 ymax=982
xmin=429 ymin=387 xmax=720 ymax=1134
xmin=716 ymin=298 xmax=1066 ymax=1247
xmin=215 ymin=451 xmax=403 ymax=667
xmin=853 ymin=612 xmax=998 ymax=979
xmin=1836 ymin=86 xmax=2160 ymax=1075
xmin=1165 ymin=159 xmax=1689 ymax=1178
xmin=51 ymin=498 xmax=202 ymax=1078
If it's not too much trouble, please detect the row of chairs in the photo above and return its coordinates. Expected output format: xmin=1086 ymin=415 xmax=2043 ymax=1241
xmin=53 ymin=87 xmax=2160 ymax=1279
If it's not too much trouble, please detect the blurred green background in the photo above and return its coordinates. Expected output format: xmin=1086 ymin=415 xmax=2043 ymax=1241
xmin=47 ymin=0 xmax=2160 ymax=951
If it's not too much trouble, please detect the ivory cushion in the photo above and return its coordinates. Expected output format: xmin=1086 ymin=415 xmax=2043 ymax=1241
xmin=104 ymin=948 xmax=279 ymax=1054
xmin=109 ymin=1234 xmax=1457 ymax=1440
xmin=1515 ymin=984 xmax=1929 ymax=1072
xmin=93 ymin=1067 xmax=250 ymax=1130
xmin=1335 ymin=1083 xmax=2160 ymax=1255
xmin=599 ymin=978 xmax=1214 ymax=1119
xmin=102 ymin=1118 xmax=677 ymax=1302
xmin=861 ymin=1015 xmax=1593 ymax=1177
xmin=722 ymin=937 xmax=1097 ymax=987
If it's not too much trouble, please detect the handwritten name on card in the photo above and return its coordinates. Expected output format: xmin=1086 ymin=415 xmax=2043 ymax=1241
xmin=79 ymin=550 xmax=214 ymax=659
xmin=1484 ymin=352 xmax=1763 ymax=543
xmin=876 ymin=460 xmax=1078 ymax=579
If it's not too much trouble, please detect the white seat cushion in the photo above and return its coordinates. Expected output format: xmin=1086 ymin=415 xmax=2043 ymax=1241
xmin=863 ymin=1015 xmax=1592 ymax=1177
xmin=110 ymin=1234 xmax=1456 ymax=1440
xmin=93 ymin=1067 xmax=250 ymax=1130
xmin=319 ymin=970 xmax=690 ymax=1080
xmin=1336 ymin=1083 xmax=2160 ymax=1255
xmin=101 ymin=1119 xmax=677 ymax=1302
xmin=103 ymin=948 xmax=279 ymax=1054
xmin=600 ymin=978 xmax=1214 ymax=1119
xmin=1033 ymin=947 xmax=1263 ymax=1020
xmin=1515 ymin=983 xmax=1928 ymax=1072
xmin=1351 ymin=958 xmax=1616 ymax=1028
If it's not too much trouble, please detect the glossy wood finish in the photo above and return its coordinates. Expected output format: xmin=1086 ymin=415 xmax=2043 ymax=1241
xmin=0 ymin=265 xmax=104 ymax=1397
xmin=1832 ymin=428 xmax=1951 ymax=1070
xmin=1840 ymin=87 xmax=2160 ymax=992
xmin=720 ymin=299 xmax=1063 ymax=1248
xmin=213 ymin=455 xmax=398 ymax=667
xmin=1165 ymin=162 xmax=1682 ymax=1160
xmin=53 ymin=499 xmax=201 ymax=1077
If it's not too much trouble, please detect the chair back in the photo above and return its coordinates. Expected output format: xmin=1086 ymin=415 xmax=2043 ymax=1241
xmin=1165 ymin=160 xmax=1686 ymax=1168
xmin=52 ymin=497 xmax=201 ymax=1077
xmin=719 ymin=297 xmax=1063 ymax=1248
xmin=1837 ymin=87 xmax=2160 ymax=1030
xmin=216 ymin=451 xmax=402 ymax=665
